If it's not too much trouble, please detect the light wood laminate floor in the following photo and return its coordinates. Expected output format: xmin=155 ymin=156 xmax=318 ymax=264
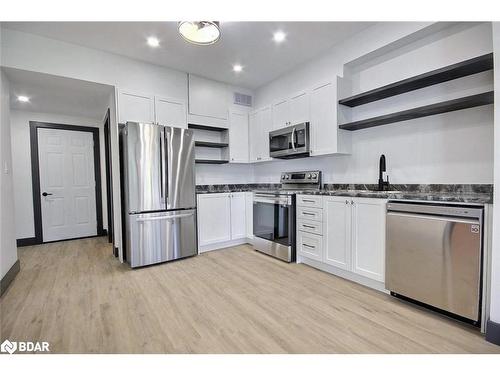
xmin=1 ymin=237 xmax=499 ymax=353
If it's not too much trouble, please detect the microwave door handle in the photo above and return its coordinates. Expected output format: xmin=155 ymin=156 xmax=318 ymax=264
xmin=291 ymin=127 xmax=296 ymax=151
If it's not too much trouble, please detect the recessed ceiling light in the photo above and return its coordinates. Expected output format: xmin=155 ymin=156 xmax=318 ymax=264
xmin=178 ymin=21 xmax=220 ymax=45
xmin=147 ymin=36 xmax=160 ymax=48
xmin=273 ymin=31 xmax=286 ymax=43
xmin=233 ymin=64 xmax=243 ymax=73
xmin=17 ymin=95 xmax=30 ymax=102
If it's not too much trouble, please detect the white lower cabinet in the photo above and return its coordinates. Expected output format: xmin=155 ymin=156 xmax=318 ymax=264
xmin=297 ymin=194 xmax=387 ymax=289
xmin=245 ymin=192 xmax=253 ymax=240
xmin=197 ymin=192 xmax=250 ymax=252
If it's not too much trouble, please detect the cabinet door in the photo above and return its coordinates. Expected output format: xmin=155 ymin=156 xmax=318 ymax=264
xmin=272 ymin=99 xmax=289 ymax=130
xmin=248 ymin=111 xmax=260 ymax=162
xmin=289 ymin=91 xmax=310 ymax=125
xmin=230 ymin=193 xmax=247 ymax=240
xmin=197 ymin=194 xmax=231 ymax=248
xmin=229 ymin=111 xmax=249 ymax=163
xmin=118 ymin=91 xmax=155 ymax=124
xmin=188 ymin=74 xmax=228 ymax=120
xmin=259 ymin=106 xmax=272 ymax=161
xmin=154 ymin=96 xmax=187 ymax=128
xmin=323 ymin=196 xmax=351 ymax=270
xmin=310 ymin=82 xmax=337 ymax=156
xmin=245 ymin=192 xmax=253 ymax=239
xmin=351 ymin=198 xmax=386 ymax=282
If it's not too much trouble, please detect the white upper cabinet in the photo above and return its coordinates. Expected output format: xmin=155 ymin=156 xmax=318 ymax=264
xmin=118 ymin=91 xmax=155 ymax=124
xmin=229 ymin=111 xmax=249 ymax=163
xmin=289 ymin=91 xmax=310 ymax=125
xmin=249 ymin=106 xmax=272 ymax=162
xmin=272 ymin=99 xmax=290 ymax=130
xmin=271 ymin=90 xmax=310 ymax=130
xmin=310 ymin=82 xmax=339 ymax=156
xmin=351 ymin=198 xmax=386 ymax=282
xmin=188 ymin=75 xmax=229 ymax=127
xmin=154 ymin=96 xmax=187 ymax=128
xmin=230 ymin=192 xmax=247 ymax=240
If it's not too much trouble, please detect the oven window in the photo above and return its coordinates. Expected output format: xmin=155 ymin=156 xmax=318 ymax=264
xmin=270 ymin=133 xmax=292 ymax=152
xmin=253 ymin=201 xmax=290 ymax=246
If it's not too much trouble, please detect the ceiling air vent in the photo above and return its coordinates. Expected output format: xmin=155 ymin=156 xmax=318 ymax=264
xmin=234 ymin=92 xmax=252 ymax=107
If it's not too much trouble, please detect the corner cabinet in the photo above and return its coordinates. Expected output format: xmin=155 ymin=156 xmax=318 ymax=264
xmin=197 ymin=192 xmax=249 ymax=252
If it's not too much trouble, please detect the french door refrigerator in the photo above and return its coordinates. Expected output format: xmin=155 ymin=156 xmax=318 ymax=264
xmin=120 ymin=122 xmax=197 ymax=267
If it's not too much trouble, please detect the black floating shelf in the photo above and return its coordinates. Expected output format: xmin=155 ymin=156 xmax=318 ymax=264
xmin=339 ymin=53 xmax=494 ymax=107
xmin=195 ymin=141 xmax=229 ymax=148
xmin=339 ymin=91 xmax=494 ymax=131
xmin=195 ymin=159 xmax=229 ymax=164
xmin=188 ymin=123 xmax=228 ymax=132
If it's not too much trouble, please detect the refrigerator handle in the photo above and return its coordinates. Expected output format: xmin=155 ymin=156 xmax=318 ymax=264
xmin=160 ymin=129 xmax=165 ymax=204
xmin=165 ymin=128 xmax=169 ymax=202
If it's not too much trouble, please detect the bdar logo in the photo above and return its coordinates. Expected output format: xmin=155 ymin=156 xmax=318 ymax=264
xmin=1 ymin=339 xmax=17 ymax=354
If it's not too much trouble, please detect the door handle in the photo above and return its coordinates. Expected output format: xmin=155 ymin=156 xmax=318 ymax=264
xmin=42 ymin=192 xmax=53 ymax=197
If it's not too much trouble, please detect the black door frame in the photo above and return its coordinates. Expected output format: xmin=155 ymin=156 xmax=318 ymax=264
xmin=29 ymin=121 xmax=105 ymax=244
xmin=103 ymin=109 xmax=114 ymax=246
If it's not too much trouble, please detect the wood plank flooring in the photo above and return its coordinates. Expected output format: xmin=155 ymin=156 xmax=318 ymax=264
xmin=1 ymin=237 xmax=499 ymax=353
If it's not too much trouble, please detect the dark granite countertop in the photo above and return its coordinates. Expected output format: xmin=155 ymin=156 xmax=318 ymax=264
xmin=196 ymin=184 xmax=493 ymax=204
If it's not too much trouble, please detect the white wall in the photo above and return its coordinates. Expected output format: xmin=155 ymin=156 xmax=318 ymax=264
xmin=0 ymin=69 xmax=18 ymax=279
xmin=490 ymin=22 xmax=500 ymax=325
xmin=254 ymin=22 xmax=494 ymax=185
xmin=9 ymin=110 xmax=108 ymax=239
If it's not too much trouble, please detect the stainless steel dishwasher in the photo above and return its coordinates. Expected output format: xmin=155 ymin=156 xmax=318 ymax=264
xmin=386 ymin=201 xmax=483 ymax=325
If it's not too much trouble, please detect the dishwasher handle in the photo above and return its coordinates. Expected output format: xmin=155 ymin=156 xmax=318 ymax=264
xmin=387 ymin=211 xmax=480 ymax=225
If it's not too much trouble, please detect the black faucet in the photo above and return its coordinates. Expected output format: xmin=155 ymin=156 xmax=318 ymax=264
xmin=378 ymin=154 xmax=389 ymax=191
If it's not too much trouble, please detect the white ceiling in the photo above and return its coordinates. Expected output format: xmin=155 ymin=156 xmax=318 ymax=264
xmin=3 ymin=22 xmax=375 ymax=89
xmin=5 ymin=67 xmax=113 ymax=119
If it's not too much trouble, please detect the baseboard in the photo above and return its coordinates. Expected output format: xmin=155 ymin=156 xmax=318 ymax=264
xmin=1 ymin=260 xmax=20 ymax=296
xmin=16 ymin=237 xmax=39 ymax=247
xmin=198 ymin=238 xmax=252 ymax=253
xmin=298 ymin=256 xmax=387 ymax=293
xmin=486 ymin=319 xmax=500 ymax=346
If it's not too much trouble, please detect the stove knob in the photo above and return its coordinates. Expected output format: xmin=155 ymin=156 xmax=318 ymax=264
xmin=311 ymin=173 xmax=317 ymax=179
xmin=306 ymin=173 xmax=311 ymax=179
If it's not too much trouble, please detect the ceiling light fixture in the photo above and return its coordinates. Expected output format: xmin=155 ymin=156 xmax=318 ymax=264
xmin=233 ymin=64 xmax=243 ymax=73
xmin=178 ymin=21 xmax=221 ymax=45
xmin=17 ymin=95 xmax=30 ymax=102
xmin=147 ymin=36 xmax=160 ymax=48
xmin=273 ymin=31 xmax=286 ymax=43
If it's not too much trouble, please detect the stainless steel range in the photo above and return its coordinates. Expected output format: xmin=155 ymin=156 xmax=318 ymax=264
xmin=252 ymin=171 xmax=321 ymax=262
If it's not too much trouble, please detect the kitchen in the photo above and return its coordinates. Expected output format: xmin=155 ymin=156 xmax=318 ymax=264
xmin=1 ymin=14 xmax=500 ymax=365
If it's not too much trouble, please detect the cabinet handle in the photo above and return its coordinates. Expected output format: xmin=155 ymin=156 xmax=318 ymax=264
xmin=351 ymin=200 xmax=354 ymax=205
xmin=302 ymin=199 xmax=315 ymax=203
xmin=302 ymin=224 xmax=316 ymax=229
xmin=345 ymin=200 xmax=349 ymax=204
xmin=303 ymin=243 xmax=315 ymax=249
xmin=303 ymin=212 xmax=315 ymax=216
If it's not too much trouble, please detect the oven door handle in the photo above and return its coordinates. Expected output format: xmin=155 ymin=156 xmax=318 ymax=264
xmin=253 ymin=197 xmax=291 ymax=205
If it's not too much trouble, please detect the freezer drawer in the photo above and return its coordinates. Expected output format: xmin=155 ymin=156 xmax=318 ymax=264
xmin=126 ymin=209 xmax=197 ymax=268
xmin=386 ymin=210 xmax=482 ymax=322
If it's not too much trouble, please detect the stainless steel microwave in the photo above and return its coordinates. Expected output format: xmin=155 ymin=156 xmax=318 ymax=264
xmin=269 ymin=122 xmax=310 ymax=159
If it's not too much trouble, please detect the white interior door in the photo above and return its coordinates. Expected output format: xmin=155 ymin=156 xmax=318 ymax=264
xmin=38 ymin=128 xmax=98 ymax=242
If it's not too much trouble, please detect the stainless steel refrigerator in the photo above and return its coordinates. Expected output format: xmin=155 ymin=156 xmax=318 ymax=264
xmin=120 ymin=122 xmax=197 ymax=268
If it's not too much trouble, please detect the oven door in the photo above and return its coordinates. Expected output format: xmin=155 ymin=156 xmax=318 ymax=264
xmin=252 ymin=193 xmax=295 ymax=261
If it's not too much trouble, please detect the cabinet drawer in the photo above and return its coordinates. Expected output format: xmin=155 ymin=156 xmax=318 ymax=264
xmin=297 ymin=219 xmax=323 ymax=235
xmin=297 ymin=195 xmax=323 ymax=208
xmin=297 ymin=231 xmax=323 ymax=261
xmin=297 ymin=206 xmax=323 ymax=222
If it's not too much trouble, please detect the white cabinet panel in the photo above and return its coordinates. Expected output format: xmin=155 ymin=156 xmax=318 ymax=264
xmin=310 ymin=82 xmax=337 ymax=156
xmin=289 ymin=91 xmax=310 ymax=125
xmin=188 ymin=74 xmax=228 ymax=120
xmin=297 ymin=206 xmax=323 ymax=222
xmin=248 ymin=111 xmax=259 ymax=162
xmin=230 ymin=193 xmax=247 ymax=240
xmin=351 ymin=198 xmax=386 ymax=282
xmin=118 ymin=91 xmax=155 ymax=124
xmin=323 ymin=196 xmax=351 ymax=270
xmin=296 ymin=194 xmax=323 ymax=208
xmin=197 ymin=194 xmax=231 ymax=248
xmin=259 ymin=106 xmax=272 ymax=161
xmin=245 ymin=192 xmax=253 ymax=239
xmin=154 ymin=96 xmax=187 ymax=128
xmin=297 ymin=219 xmax=322 ymax=236
xmin=272 ymin=99 xmax=289 ymax=130
xmin=297 ymin=231 xmax=323 ymax=261
xmin=229 ymin=111 xmax=249 ymax=163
